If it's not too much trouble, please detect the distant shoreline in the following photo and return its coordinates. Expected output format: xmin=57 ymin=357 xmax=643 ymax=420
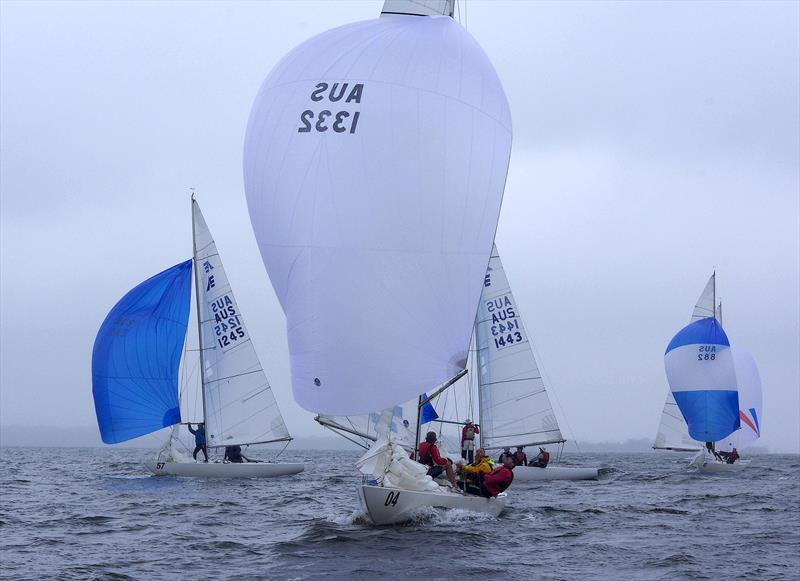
xmin=1 ymin=425 xmax=788 ymax=453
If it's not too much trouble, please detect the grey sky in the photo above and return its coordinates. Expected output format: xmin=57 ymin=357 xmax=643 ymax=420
xmin=1 ymin=1 xmax=798 ymax=451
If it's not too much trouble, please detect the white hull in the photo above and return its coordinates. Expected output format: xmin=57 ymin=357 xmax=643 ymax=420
xmin=145 ymin=460 xmax=304 ymax=478
xmin=513 ymin=465 xmax=599 ymax=481
xmin=690 ymin=451 xmax=748 ymax=473
xmin=358 ymin=484 xmax=507 ymax=525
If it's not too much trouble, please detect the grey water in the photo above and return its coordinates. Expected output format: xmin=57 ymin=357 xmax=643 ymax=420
xmin=1 ymin=448 xmax=798 ymax=580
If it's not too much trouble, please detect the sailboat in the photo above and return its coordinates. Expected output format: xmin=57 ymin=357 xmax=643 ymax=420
xmin=476 ymin=245 xmax=599 ymax=481
xmin=243 ymin=0 xmax=512 ymax=522
xmin=91 ymin=197 xmax=304 ymax=478
xmin=316 ymin=245 xmax=599 ymax=482
xmin=661 ymin=273 xmax=762 ymax=473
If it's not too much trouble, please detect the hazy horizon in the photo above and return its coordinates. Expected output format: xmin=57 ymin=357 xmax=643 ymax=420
xmin=2 ymin=1 xmax=798 ymax=452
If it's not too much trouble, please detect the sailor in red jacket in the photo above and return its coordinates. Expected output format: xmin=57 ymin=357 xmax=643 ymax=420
xmin=480 ymin=454 xmax=515 ymax=497
xmin=417 ymin=431 xmax=457 ymax=487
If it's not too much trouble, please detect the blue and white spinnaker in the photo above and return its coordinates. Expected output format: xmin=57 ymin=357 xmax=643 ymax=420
xmin=664 ymin=316 xmax=740 ymax=443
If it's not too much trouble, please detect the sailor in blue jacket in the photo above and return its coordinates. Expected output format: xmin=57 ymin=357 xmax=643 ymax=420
xmin=188 ymin=423 xmax=208 ymax=462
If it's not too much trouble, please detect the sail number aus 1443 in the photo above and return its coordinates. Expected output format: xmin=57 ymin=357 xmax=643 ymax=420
xmin=486 ymin=294 xmax=526 ymax=350
xmin=298 ymin=82 xmax=363 ymax=134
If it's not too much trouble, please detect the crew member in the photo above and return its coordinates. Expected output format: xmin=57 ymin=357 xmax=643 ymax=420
xmin=461 ymin=420 xmax=480 ymax=463
xmin=480 ymin=455 xmax=515 ymax=498
xmin=498 ymin=447 xmax=513 ymax=464
xmin=460 ymin=448 xmax=493 ymax=495
xmin=417 ymin=431 xmax=457 ymax=488
xmin=188 ymin=423 xmax=207 ymax=462
xmin=224 ymin=445 xmax=249 ymax=463
xmin=513 ymin=446 xmax=528 ymax=467
xmin=726 ymin=448 xmax=740 ymax=464
xmin=530 ymin=447 xmax=550 ymax=468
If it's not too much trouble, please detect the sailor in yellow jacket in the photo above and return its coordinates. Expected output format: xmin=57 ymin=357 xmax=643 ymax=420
xmin=459 ymin=448 xmax=494 ymax=494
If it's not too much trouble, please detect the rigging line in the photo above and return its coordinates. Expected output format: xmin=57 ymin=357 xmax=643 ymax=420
xmin=526 ymin=331 xmax=581 ymax=453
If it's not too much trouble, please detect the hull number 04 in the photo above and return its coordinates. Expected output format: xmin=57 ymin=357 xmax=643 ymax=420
xmin=384 ymin=491 xmax=400 ymax=507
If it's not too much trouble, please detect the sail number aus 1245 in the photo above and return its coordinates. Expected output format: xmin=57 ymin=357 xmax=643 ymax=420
xmin=298 ymin=82 xmax=363 ymax=134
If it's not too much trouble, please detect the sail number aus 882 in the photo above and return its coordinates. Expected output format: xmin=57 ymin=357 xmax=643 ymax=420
xmin=697 ymin=345 xmax=716 ymax=361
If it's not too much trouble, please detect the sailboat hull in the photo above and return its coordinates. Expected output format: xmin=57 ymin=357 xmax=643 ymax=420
xmin=145 ymin=461 xmax=304 ymax=478
xmin=513 ymin=465 xmax=599 ymax=481
xmin=690 ymin=451 xmax=749 ymax=473
xmin=358 ymin=484 xmax=507 ymax=525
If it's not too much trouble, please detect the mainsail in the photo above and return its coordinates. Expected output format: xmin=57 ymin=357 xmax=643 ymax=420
xmin=192 ymin=200 xmax=291 ymax=448
xmin=476 ymin=246 xmax=564 ymax=451
xmin=243 ymin=4 xmax=512 ymax=416
xmin=92 ymin=261 xmax=192 ymax=444
xmin=653 ymin=391 xmax=702 ymax=451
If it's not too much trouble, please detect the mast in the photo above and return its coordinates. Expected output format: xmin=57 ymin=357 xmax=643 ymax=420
xmin=190 ymin=192 xmax=209 ymax=430
xmin=413 ymin=395 xmax=423 ymax=460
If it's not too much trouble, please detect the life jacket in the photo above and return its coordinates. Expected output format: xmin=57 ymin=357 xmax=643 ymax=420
xmin=463 ymin=425 xmax=476 ymax=440
xmin=539 ymin=451 xmax=550 ymax=466
xmin=483 ymin=466 xmax=514 ymax=496
xmin=418 ymin=442 xmax=436 ymax=466
xmin=513 ymin=451 xmax=527 ymax=465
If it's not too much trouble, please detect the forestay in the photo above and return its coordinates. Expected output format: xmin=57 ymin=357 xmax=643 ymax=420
xmin=92 ymin=261 xmax=192 ymax=444
xmin=192 ymin=200 xmax=290 ymax=447
xmin=664 ymin=317 xmax=740 ymax=442
xmin=716 ymin=346 xmax=762 ymax=452
xmin=476 ymin=246 xmax=564 ymax=451
xmin=243 ymin=8 xmax=512 ymax=415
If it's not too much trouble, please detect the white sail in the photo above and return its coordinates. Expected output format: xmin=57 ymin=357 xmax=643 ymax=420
xmin=192 ymin=200 xmax=290 ymax=447
xmin=716 ymin=346 xmax=762 ymax=451
xmin=316 ymin=401 xmax=419 ymax=449
xmin=653 ymin=390 xmax=703 ymax=451
xmin=654 ymin=272 xmax=717 ymax=450
xmin=691 ymin=272 xmax=716 ymax=321
xmin=243 ymin=9 xmax=512 ymax=416
xmin=476 ymin=246 xmax=564 ymax=451
xmin=381 ymin=0 xmax=454 ymax=17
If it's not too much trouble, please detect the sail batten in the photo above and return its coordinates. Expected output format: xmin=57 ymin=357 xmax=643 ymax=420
xmin=476 ymin=246 xmax=564 ymax=451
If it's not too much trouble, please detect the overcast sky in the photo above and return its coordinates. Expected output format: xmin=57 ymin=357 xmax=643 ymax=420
xmin=2 ymin=1 xmax=798 ymax=452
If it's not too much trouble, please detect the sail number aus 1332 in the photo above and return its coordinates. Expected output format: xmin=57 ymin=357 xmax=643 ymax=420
xmin=298 ymin=82 xmax=363 ymax=134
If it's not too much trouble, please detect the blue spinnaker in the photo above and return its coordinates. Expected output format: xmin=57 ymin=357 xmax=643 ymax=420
xmin=92 ymin=260 xmax=192 ymax=444
xmin=664 ymin=317 xmax=740 ymax=442
xmin=420 ymin=393 xmax=439 ymax=424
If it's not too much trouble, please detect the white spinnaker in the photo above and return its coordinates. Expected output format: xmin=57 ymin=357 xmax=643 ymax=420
xmin=654 ymin=273 xmax=718 ymax=450
xmin=476 ymin=246 xmax=564 ymax=451
xmin=716 ymin=347 xmax=762 ymax=451
xmin=243 ymin=11 xmax=512 ymax=415
xmin=192 ymin=201 xmax=290 ymax=447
